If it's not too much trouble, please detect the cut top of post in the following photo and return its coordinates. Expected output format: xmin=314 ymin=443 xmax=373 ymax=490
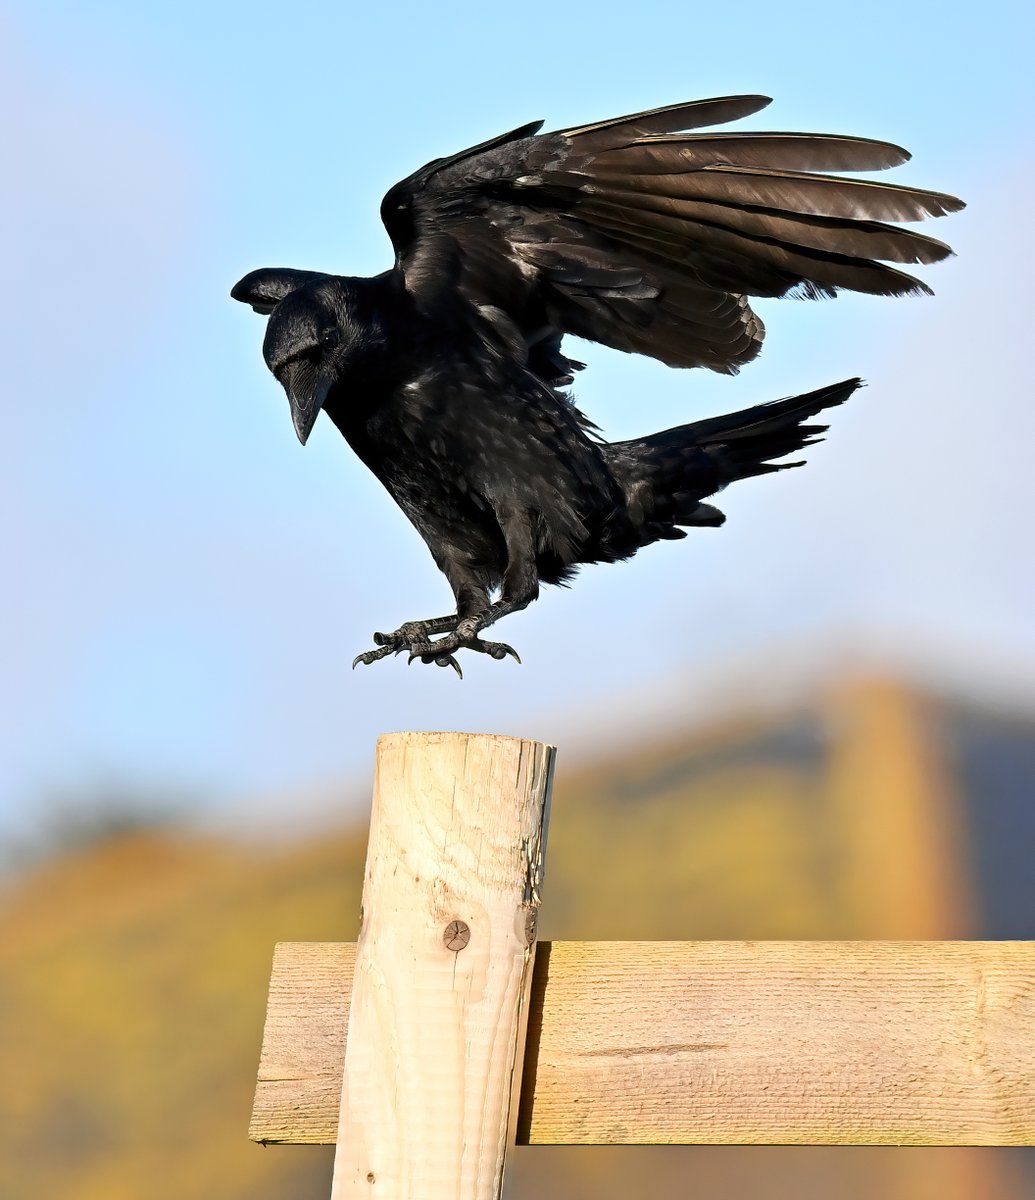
xmin=373 ymin=730 xmax=554 ymax=904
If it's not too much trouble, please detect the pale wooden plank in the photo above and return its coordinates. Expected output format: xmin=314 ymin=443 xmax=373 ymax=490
xmin=248 ymin=941 xmax=354 ymax=1144
xmin=525 ymin=941 xmax=1035 ymax=1145
xmin=252 ymin=940 xmax=1035 ymax=1146
xmin=329 ymin=732 xmax=554 ymax=1199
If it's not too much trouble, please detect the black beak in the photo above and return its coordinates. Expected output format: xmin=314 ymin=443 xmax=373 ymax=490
xmin=277 ymin=359 xmax=334 ymax=445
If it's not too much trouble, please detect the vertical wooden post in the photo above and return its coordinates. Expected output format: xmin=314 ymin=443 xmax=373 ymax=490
xmin=329 ymin=732 xmax=555 ymax=1200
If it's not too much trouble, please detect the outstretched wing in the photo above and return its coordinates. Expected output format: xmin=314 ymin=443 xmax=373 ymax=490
xmin=380 ymin=96 xmax=963 ymax=375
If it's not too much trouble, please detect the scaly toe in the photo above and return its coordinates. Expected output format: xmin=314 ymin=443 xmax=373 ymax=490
xmin=352 ymin=645 xmax=395 ymax=669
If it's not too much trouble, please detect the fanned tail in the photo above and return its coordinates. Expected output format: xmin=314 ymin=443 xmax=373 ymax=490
xmin=604 ymin=378 xmax=861 ymax=543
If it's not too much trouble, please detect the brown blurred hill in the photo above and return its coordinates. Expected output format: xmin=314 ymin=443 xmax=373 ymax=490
xmin=2 ymin=675 xmax=1032 ymax=1199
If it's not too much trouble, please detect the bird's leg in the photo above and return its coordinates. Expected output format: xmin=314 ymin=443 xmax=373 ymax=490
xmin=408 ymin=510 xmax=538 ymax=674
xmin=352 ymin=566 xmax=492 ymax=674
xmin=353 ymin=515 xmax=539 ymax=676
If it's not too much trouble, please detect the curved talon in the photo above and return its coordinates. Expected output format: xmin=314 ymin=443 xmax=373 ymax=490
xmin=464 ymin=637 xmax=521 ymax=664
xmin=353 ymin=645 xmax=394 ymax=669
xmin=402 ymin=647 xmax=463 ymax=677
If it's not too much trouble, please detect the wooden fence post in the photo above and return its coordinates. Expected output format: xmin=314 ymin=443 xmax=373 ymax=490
xmin=329 ymin=732 xmax=555 ymax=1200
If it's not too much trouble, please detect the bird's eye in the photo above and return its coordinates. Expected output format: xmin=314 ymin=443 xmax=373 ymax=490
xmin=319 ymin=329 xmax=340 ymax=350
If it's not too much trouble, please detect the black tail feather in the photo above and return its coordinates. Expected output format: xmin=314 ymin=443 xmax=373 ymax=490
xmin=604 ymin=378 xmax=861 ymax=540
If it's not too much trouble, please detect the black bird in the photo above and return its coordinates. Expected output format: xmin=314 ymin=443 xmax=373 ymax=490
xmin=232 ymin=95 xmax=962 ymax=675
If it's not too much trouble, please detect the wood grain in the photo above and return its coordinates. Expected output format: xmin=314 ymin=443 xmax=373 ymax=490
xmin=327 ymin=732 xmax=555 ymax=1198
xmin=253 ymin=940 xmax=1035 ymax=1146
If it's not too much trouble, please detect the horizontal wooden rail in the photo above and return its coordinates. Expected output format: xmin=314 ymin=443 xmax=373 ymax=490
xmin=252 ymin=939 xmax=1035 ymax=1147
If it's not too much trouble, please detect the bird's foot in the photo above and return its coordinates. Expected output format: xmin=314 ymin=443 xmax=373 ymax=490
xmin=405 ymin=617 xmax=520 ymax=678
xmin=351 ymin=616 xmax=520 ymax=678
xmin=408 ymin=635 xmax=521 ymax=678
xmin=351 ymin=615 xmax=459 ymax=668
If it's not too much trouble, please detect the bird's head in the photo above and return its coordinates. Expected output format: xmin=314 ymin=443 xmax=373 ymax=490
xmin=231 ymin=268 xmax=393 ymax=444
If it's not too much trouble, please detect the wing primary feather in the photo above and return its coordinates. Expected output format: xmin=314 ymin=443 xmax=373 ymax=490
xmin=564 ymin=164 xmax=963 ymax=222
xmin=567 ymin=186 xmax=953 ymax=265
xmin=574 ymin=197 xmax=934 ymax=296
xmin=631 ymin=131 xmax=911 ymax=172
xmin=556 ymin=95 xmax=773 ymax=143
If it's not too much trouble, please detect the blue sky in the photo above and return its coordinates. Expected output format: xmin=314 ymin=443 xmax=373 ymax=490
xmin=2 ymin=1 xmax=1032 ymax=836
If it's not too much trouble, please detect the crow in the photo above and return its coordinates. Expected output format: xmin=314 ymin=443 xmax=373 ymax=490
xmin=232 ymin=95 xmax=962 ymax=676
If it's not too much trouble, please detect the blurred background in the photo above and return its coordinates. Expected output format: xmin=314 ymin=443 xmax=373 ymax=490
xmin=2 ymin=0 xmax=1033 ymax=1196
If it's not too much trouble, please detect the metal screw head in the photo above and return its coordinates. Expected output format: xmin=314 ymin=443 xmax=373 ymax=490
xmin=443 ymin=919 xmax=471 ymax=952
